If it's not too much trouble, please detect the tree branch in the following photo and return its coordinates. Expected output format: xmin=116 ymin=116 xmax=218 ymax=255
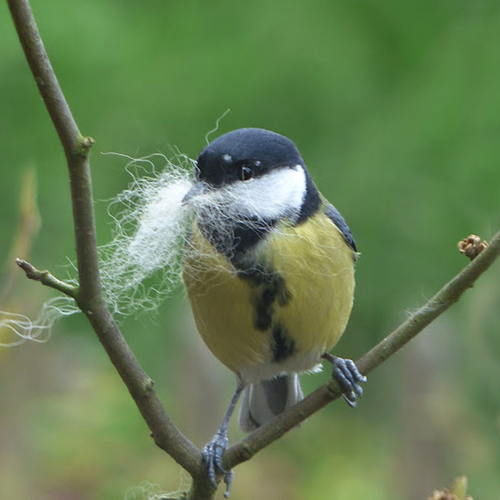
xmin=8 ymin=0 xmax=500 ymax=498
xmin=15 ymin=258 xmax=78 ymax=298
xmin=7 ymin=0 xmax=202 ymax=483
xmin=224 ymin=229 xmax=500 ymax=471
xmin=6 ymin=0 xmax=81 ymax=157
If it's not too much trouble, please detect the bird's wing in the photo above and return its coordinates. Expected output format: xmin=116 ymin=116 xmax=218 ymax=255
xmin=324 ymin=203 xmax=357 ymax=253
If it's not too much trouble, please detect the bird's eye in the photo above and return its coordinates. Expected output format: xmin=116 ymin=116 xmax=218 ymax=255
xmin=240 ymin=166 xmax=254 ymax=181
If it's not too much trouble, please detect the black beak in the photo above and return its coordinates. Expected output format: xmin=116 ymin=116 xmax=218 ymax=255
xmin=182 ymin=181 xmax=206 ymax=205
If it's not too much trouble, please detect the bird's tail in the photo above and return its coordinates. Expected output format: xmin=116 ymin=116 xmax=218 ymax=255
xmin=238 ymin=374 xmax=304 ymax=433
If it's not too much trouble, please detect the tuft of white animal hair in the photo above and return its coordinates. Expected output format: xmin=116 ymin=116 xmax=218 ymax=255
xmin=3 ymin=146 xmax=310 ymax=345
xmin=0 ymin=151 xmax=312 ymax=346
xmin=0 ymin=296 xmax=80 ymax=347
xmin=1 ymin=152 xmax=196 ymax=346
xmin=98 ymin=153 xmax=195 ymax=316
xmin=124 ymin=480 xmax=174 ymax=500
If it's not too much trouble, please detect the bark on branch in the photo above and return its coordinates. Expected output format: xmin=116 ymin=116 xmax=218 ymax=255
xmin=7 ymin=0 xmax=500 ymax=499
xmin=7 ymin=0 xmax=202 ymax=488
xmin=224 ymin=229 xmax=500 ymax=470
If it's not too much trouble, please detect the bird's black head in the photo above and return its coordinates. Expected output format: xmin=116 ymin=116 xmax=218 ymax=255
xmin=196 ymin=128 xmax=305 ymax=186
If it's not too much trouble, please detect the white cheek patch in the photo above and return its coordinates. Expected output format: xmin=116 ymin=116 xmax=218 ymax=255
xmin=229 ymin=165 xmax=306 ymax=221
xmin=191 ymin=166 xmax=307 ymax=222
xmin=187 ymin=165 xmax=307 ymax=260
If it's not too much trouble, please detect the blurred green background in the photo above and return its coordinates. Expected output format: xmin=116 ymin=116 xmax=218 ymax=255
xmin=1 ymin=0 xmax=500 ymax=498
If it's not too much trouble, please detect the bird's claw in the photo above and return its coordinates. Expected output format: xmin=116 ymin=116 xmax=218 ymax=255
xmin=223 ymin=469 xmax=234 ymax=498
xmin=323 ymin=354 xmax=367 ymax=407
xmin=202 ymin=431 xmax=233 ymax=496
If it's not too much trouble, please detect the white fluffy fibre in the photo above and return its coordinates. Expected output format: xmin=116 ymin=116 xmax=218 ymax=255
xmin=124 ymin=481 xmax=169 ymax=500
xmin=1 ymin=152 xmax=313 ymax=345
xmin=1 ymin=153 xmax=196 ymax=346
xmin=0 ymin=296 xmax=80 ymax=347
xmin=125 ymin=477 xmax=190 ymax=500
xmin=98 ymin=153 xmax=194 ymax=316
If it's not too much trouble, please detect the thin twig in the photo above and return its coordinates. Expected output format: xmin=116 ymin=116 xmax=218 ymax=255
xmin=16 ymin=259 xmax=78 ymax=298
xmin=356 ymin=229 xmax=500 ymax=375
xmin=224 ymin=229 xmax=500 ymax=471
xmin=6 ymin=0 xmax=81 ymax=156
xmin=8 ymin=0 xmax=500 ymax=498
xmin=6 ymin=0 xmax=96 ymax=301
xmin=7 ymin=0 xmax=202 ymax=483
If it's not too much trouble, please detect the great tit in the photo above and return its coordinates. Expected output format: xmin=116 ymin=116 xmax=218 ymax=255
xmin=182 ymin=128 xmax=366 ymax=495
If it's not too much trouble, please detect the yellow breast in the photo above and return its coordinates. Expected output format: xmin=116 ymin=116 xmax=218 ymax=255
xmin=182 ymin=213 xmax=355 ymax=379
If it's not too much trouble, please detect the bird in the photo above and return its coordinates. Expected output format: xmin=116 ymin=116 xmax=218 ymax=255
xmin=182 ymin=128 xmax=366 ymax=496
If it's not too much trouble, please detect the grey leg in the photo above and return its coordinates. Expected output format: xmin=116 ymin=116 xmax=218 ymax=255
xmin=203 ymin=381 xmax=244 ymax=497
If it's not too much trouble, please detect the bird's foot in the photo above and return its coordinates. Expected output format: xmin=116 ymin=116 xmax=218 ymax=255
xmin=202 ymin=430 xmax=234 ymax=497
xmin=322 ymin=353 xmax=367 ymax=407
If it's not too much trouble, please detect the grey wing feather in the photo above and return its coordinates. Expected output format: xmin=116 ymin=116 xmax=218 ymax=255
xmin=325 ymin=204 xmax=357 ymax=252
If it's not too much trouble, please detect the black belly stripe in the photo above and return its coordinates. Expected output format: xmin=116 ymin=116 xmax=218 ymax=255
xmin=240 ymin=267 xmax=292 ymax=332
xmin=253 ymin=287 xmax=274 ymax=330
xmin=272 ymin=325 xmax=296 ymax=362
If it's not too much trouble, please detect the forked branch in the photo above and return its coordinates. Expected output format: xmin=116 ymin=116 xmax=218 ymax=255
xmin=7 ymin=0 xmax=201 ymax=486
xmin=15 ymin=258 xmax=78 ymax=298
xmin=7 ymin=0 xmax=500 ymax=499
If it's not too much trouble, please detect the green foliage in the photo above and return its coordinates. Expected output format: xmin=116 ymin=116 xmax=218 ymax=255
xmin=1 ymin=0 xmax=499 ymax=498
